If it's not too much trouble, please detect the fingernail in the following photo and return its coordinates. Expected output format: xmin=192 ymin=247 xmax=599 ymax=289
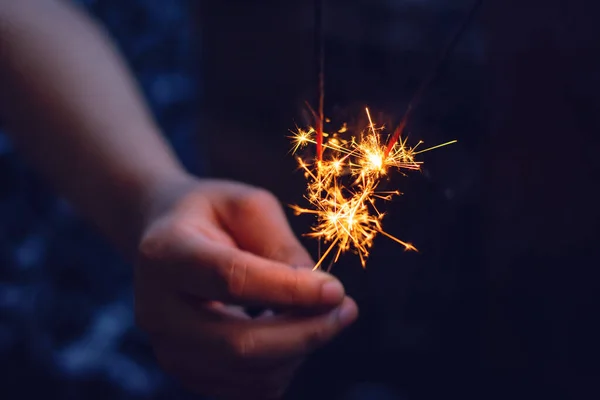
xmin=320 ymin=280 xmax=345 ymax=304
xmin=336 ymin=301 xmax=358 ymax=328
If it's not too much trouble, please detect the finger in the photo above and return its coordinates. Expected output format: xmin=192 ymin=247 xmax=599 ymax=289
xmin=200 ymin=240 xmax=346 ymax=308
xmin=139 ymin=224 xmax=345 ymax=308
xmin=221 ymin=297 xmax=359 ymax=362
xmin=218 ymin=189 xmax=314 ymax=267
xmin=141 ymin=292 xmax=357 ymax=365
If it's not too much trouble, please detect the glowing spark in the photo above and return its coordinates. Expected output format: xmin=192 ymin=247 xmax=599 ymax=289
xmin=290 ymin=108 xmax=455 ymax=270
xmin=288 ymin=127 xmax=314 ymax=154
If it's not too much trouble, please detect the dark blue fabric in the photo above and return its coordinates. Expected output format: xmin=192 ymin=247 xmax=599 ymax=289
xmin=0 ymin=1 xmax=203 ymax=398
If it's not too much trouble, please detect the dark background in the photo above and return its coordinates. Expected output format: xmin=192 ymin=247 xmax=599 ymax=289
xmin=1 ymin=0 xmax=599 ymax=399
xmin=199 ymin=1 xmax=484 ymax=399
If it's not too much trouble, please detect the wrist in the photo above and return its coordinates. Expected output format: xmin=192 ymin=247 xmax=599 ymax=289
xmin=106 ymin=158 xmax=192 ymax=260
xmin=133 ymin=168 xmax=197 ymax=248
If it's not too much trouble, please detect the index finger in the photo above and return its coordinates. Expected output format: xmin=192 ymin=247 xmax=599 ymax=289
xmin=196 ymin=239 xmax=346 ymax=308
xmin=140 ymin=226 xmax=345 ymax=309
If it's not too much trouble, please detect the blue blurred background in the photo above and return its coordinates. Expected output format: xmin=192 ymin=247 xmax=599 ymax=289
xmin=2 ymin=0 xmax=599 ymax=399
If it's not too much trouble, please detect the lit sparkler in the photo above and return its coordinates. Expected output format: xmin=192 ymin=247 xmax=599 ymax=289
xmin=289 ymin=108 xmax=456 ymax=271
xmin=291 ymin=0 xmax=482 ymax=271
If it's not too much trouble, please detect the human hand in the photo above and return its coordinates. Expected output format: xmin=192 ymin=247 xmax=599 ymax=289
xmin=134 ymin=177 xmax=358 ymax=399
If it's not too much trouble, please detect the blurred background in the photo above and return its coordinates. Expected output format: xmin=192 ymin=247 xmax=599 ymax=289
xmin=2 ymin=0 xmax=599 ymax=399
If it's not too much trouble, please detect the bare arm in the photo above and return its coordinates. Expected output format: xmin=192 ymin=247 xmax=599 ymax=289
xmin=0 ymin=0 xmax=188 ymax=256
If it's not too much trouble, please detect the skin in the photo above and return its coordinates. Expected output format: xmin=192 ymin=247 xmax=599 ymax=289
xmin=0 ymin=0 xmax=359 ymax=398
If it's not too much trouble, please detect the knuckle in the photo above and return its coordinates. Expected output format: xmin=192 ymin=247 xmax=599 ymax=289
xmin=266 ymin=244 xmax=305 ymax=264
xmin=288 ymin=272 xmax=300 ymax=304
xmin=137 ymin=219 xmax=191 ymax=263
xmin=273 ymin=270 xmax=300 ymax=305
xmin=224 ymin=255 xmax=249 ymax=300
xmin=137 ymin=222 xmax=169 ymax=262
xmin=137 ymin=232 xmax=165 ymax=263
xmin=161 ymin=220 xmax=195 ymax=245
xmin=237 ymin=188 xmax=279 ymax=214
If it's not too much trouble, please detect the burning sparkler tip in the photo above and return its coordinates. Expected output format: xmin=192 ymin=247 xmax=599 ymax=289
xmin=290 ymin=106 xmax=452 ymax=271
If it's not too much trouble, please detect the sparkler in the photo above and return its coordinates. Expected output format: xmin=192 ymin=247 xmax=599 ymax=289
xmin=289 ymin=109 xmax=456 ymax=271
xmin=288 ymin=0 xmax=483 ymax=271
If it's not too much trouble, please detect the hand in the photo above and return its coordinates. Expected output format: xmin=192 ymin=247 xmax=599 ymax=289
xmin=134 ymin=177 xmax=358 ymax=399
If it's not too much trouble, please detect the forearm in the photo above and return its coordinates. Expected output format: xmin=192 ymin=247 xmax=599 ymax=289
xmin=0 ymin=0 xmax=188 ymax=256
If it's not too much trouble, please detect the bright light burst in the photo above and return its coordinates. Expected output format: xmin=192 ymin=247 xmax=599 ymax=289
xmin=289 ymin=107 xmax=456 ymax=271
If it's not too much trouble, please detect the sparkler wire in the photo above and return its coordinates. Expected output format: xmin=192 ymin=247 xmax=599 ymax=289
xmin=314 ymin=0 xmax=325 ymax=161
xmin=385 ymin=0 xmax=484 ymax=156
